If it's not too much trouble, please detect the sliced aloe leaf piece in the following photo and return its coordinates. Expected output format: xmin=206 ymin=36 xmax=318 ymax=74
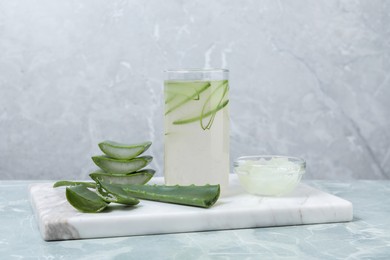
xmin=200 ymin=80 xmax=229 ymax=130
xmin=53 ymin=180 xmax=96 ymax=188
xmin=165 ymin=81 xmax=208 ymax=101
xmin=98 ymin=140 xmax=152 ymax=160
xmin=96 ymin=180 xmax=221 ymax=208
xmin=92 ymin=155 xmax=153 ymax=174
xmin=89 ymin=169 xmax=155 ymax=185
xmin=165 ymin=82 xmax=211 ymax=115
xmin=173 ymin=100 xmax=229 ymax=125
xmin=95 ymin=181 xmax=139 ymax=205
xmin=66 ymin=185 xmax=108 ymax=213
xmin=165 ymin=92 xmax=178 ymax=104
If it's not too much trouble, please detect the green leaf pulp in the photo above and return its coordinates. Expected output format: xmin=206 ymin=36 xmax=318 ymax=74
xmin=95 ymin=182 xmax=139 ymax=205
xmin=98 ymin=140 xmax=152 ymax=160
xmin=89 ymin=169 xmax=155 ymax=185
xmin=92 ymin=155 xmax=153 ymax=174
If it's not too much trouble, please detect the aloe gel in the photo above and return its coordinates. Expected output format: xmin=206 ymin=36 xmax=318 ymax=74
xmin=98 ymin=140 xmax=152 ymax=160
xmin=164 ymin=69 xmax=230 ymax=191
xmin=91 ymin=155 xmax=152 ymax=174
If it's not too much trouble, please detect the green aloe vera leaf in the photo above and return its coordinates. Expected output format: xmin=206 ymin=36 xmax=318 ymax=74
xmin=65 ymin=185 xmax=109 ymax=213
xmin=96 ymin=180 xmax=221 ymax=208
xmin=92 ymin=155 xmax=153 ymax=174
xmin=173 ymin=100 xmax=229 ymax=125
xmin=89 ymin=169 xmax=155 ymax=185
xmin=95 ymin=181 xmax=139 ymax=205
xmin=53 ymin=180 xmax=96 ymax=188
xmin=165 ymin=82 xmax=211 ymax=115
xmin=98 ymin=140 xmax=152 ymax=160
xmin=200 ymin=80 xmax=229 ymax=130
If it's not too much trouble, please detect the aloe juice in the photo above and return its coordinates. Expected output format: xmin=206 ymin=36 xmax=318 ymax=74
xmin=164 ymin=71 xmax=230 ymax=191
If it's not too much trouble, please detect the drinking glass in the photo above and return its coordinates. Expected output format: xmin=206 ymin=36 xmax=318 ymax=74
xmin=163 ymin=69 xmax=230 ymax=191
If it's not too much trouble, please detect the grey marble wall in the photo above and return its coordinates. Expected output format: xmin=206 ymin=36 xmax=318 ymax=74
xmin=1 ymin=0 xmax=389 ymax=180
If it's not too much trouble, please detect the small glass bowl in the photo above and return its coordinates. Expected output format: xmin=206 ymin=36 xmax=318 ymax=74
xmin=234 ymin=155 xmax=306 ymax=196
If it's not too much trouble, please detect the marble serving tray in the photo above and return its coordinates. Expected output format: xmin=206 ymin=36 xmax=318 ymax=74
xmin=29 ymin=175 xmax=353 ymax=241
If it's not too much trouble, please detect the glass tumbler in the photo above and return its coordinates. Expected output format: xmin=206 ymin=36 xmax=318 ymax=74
xmin=163 ymin=69 xmax=230 ymax=191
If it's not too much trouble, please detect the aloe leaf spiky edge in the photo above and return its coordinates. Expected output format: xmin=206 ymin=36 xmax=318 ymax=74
xmin=96 ymin=180 xmax=221 ymax=208
xmin=53 ymin=180 xmax=96 ymax=189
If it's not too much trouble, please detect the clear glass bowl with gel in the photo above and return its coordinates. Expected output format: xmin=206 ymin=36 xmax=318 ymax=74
xmin=234 ymin=155 xmax=306 ymax=196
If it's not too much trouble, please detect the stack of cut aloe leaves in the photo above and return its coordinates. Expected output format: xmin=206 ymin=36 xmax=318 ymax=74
xmin=53 ymin=141 xmax=220 ymax=213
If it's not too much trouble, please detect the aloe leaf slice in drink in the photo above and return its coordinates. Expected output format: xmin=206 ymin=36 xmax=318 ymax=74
xmin=96 ymin=180 xmax=221 ymax=208
xmin=65 ymin=185 xmax=109 ymax=213
xmin=98 ymin=140 xmax=152 ymax=160
xmin=173 ymin=100 xmax=229 ymax=125
xmin=92 ymin=155 xmax=153 ymax=174
xmin=165 ymin=80 xmax=229 ymax=129
xmin=165 ymin=88 xmax=200 ymax=102
xmin=200 ymin=80 xmax=228 ymax=130
xmin=165 ymin=81 xmax=208 ymax=101
xmin=165 ymin=82 xmax=211 ymax=115
xmin=165 ymin=93 xmax=177 ymax=104
xmin=53 ymin=180 xmax=96 ymax=188
xmin=95 ymin=181 xmax=140 ymax=205
xmin=89 ymin=169 xmax=155 ymax=185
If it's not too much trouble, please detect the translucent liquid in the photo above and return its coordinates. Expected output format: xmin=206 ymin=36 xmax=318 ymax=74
xmin=164 ymin=80 xmax=229 ymax=191
xmin=235 ymin=158 xmax=305 ymax=196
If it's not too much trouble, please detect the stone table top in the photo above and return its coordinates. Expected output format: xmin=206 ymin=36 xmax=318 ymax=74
xmin=1 ymin=180 xmax=389 ymax=259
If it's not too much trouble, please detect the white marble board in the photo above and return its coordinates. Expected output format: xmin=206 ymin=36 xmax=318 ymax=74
xmin=29 ymin=175 xmax=353 ymax=241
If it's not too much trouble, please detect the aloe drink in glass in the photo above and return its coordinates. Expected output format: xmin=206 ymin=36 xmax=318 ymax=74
xmin=164 ymin=69 xmax=230 ymax=191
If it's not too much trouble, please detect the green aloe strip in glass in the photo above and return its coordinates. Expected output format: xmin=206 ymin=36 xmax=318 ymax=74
xmin=96 ymin=180 xmax=221 ymax=208
xmin=200 ymin=80 xmax=229 ymax=130
xmin=173 ymin=100 xmax=229 ymax=125
xmin=89 ymin=169 xmax=155 ymax=185
xmin=53 ymin=180 xmax=96 ymax=189
xmin=66 ymin=185 xmax=108 ymax=213
xmin=165 ymin=81 xmax=209 ymax=102
xmin=165 ymin=93 xmax=176 ymax=104
xmin=169 ymin=80 xmax=228 ymax=129
xmin=92 ymin=155 xmax=153 ymax=174
xmin=98 ymin=140 xmax=152 ymax=160
xmin=95 ymin=181 xmax=139 ymax=205
xmin=165 ymin=82 xmax=211 ymax=115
